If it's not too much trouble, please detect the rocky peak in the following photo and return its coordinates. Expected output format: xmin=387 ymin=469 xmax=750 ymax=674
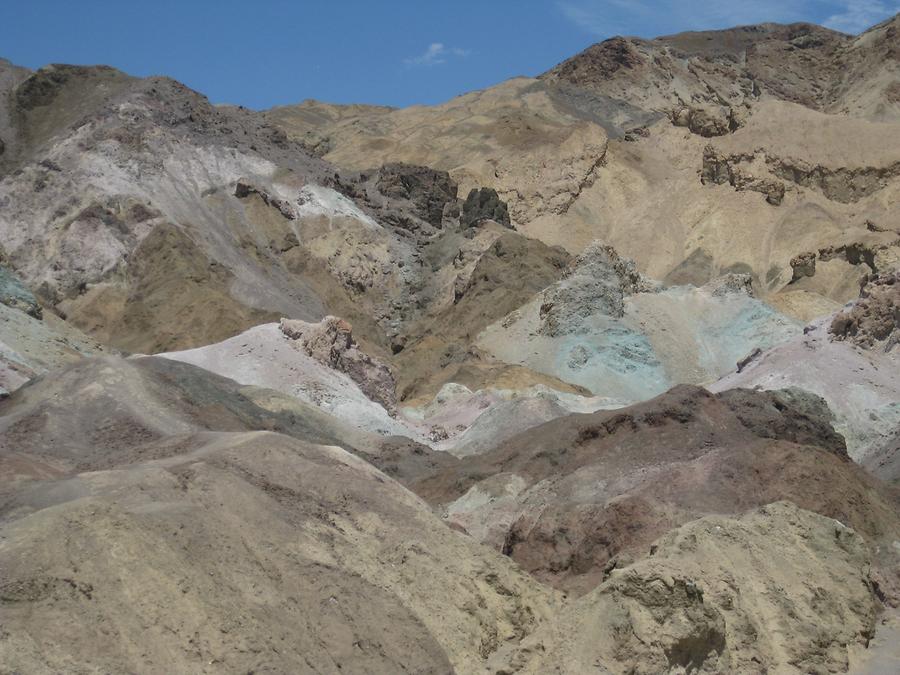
xmin=658 ymin=22 xmax=847 ymax=57
xmin=543 ymin=37 xmax=645 ymax=85
xmin=13 ymin=63 xmax=132 ymax=112
xmin=538 ymin=20 xmax=880 ymax=125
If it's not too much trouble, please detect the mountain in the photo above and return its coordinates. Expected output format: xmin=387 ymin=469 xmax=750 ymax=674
xmin=1 ymin=13 xmax=900 ymax=674
xmin=268 ymin=17 xmax=900 ymax=322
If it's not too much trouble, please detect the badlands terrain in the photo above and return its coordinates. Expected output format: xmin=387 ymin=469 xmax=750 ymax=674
xmin=1 ymin=13 xmax=900 ymax=675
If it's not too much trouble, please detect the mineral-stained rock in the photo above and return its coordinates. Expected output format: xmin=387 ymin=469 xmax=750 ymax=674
xmin=0 ymin=265 xmax=41 ymax=319
xmin=280 ymin=316 xmax=397 ymax=411
xmin=830 ymin=272 xmax=900 ymax=350
xmin=539 ymin=241 xmax=654 ymax=335
xmin=716 ymin=386 xmax=849 ymax=458
xmin=462 ymin=187 xmax=511 ymax=228
xmin=712 ymin=311 xmax=900 ymax=464
xmin=2 ymin=17 xmax=900 ymax=674
xmin=417 ymin=383 xmax=897 ymax=596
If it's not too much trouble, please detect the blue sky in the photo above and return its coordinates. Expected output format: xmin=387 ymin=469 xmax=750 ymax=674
xmin=2 ymin=1 xmax=898 ymax=109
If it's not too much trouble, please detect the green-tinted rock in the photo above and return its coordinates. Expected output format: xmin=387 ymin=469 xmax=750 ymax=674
xmin=0 ymin=265 xmax=42 ymax=319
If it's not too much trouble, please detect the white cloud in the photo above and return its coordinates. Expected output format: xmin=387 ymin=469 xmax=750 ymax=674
xmin=824 ymin=0 xmax=900 ymax=34
xmin=557 ymin=0 xmax=898 ymax=38
xmin=558 ymin=0 xmax=803 ymax=37
xmin=559 ymin=0 xmax=633 ymax=35
xmin=405 ymin=42 xmax=471 ymax=67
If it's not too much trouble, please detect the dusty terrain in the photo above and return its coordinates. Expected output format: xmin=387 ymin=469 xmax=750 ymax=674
xmin=2 ymin=359 xmax=896 ymax=674
xmin=1 ymin=430 xmax=557 ymax=674
xmin=1 ymin=12 xmax=900 ymax=675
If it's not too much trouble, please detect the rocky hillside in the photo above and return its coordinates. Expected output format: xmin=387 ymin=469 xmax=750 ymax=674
xmin=268 ymin=17 xmax=900 ymax=325
xmin=2 ymin=12 xmax=900 ymax=675
xmin=542 ymin=18 xmax=900 ymax=122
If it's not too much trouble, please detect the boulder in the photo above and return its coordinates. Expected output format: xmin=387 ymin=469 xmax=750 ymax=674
xmin=688 ymin=107 xmax=731 ymax=137
xmin=707 ymin=273 xmax=754 ymax=297
xmin=763 ymin=180 xmax=786 ymax=205
xmin=736 ymin=347 xmax=762 ymax=372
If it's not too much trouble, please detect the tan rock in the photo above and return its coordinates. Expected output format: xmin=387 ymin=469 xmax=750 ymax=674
xmin=509 ymin=503 xmax=879 ymax=674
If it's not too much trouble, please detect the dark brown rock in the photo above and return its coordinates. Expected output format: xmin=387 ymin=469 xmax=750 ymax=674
xmin=374 ymin=163 xmax=458 ymax=227
xmin=461 ymin=187 xmax=511 ymax=228
xmin=790 ymin=251 xmax=817 ymax=281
